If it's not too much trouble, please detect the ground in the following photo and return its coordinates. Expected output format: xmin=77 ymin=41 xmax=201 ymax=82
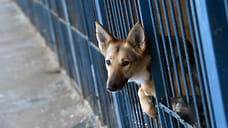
xmin=0 ymin=0 xmax=100 ymax=128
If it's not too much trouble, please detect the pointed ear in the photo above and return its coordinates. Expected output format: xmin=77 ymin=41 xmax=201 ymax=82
xmin=127 ymin=22 xmax=146 ymax=52
xmin=95 ymin=22 xmax=114 ymax=55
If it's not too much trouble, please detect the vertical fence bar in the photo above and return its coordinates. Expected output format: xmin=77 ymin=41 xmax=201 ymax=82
xmin=166 ymin=0 xmax=189 ymax=99
xmin=174 ymin=0 xmax=201 ymax=126
xmin=109 ymin=0 xmax=121 ymax=38
xmin=184 ymin=0 xmax=210 ymax=127
xmin=160 ymin=0 xmax=182 ymax=97
xmin=113 ymin=0 xmax=125 ymax=39
xmin=61 ymin=0 xmax=82 ymax=92
xmin=116 ymin=0 xmax=127 ymax=38
xmin=161 ymin=111 xmax=168 ymax=127
xmin=134 ymin=84 xmax=143 ymax=127
xmin=127 ymin=84 xmax=138 ymax=128
xmin=195 ymin=0 xmax=227 ymax=127
xmin=45 ymin=0 xmax=59 ymax=59
xmin=123 ymin=87 xmax=133 ymax=128
xmin=122 ymin=0 xmax=132 ymax=31
xmin=153 ymin=0 xmax=174 ymax=106
xmin=224 ymin=0 xmax=228 ymax=23
xmin=174 ymin=0 xmax=194 ymax=104
xmin=147 ymin=0 xmax=169 ymax=127
xmin=190 ymin=0 xmax=215 ymax=127
xmin=103 ymin=1 xmax=115 ymax=35
xmin=133 ymin=0 xmax=140 ymax=22
xmin=128 ymin=0 xmax=135 ymax=25
xmin=134 ymin=86 xmax=145 ymax=127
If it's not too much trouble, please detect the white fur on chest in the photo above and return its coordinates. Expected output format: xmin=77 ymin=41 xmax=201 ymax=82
xmin=128 ymin=68 xmax=150 ymax=84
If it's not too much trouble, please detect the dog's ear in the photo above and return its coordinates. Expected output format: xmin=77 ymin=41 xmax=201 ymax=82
xmin=127 ymin=22 xmax=146 ymax=53
xmin=95 ymin=22 xmax=114 ymax=55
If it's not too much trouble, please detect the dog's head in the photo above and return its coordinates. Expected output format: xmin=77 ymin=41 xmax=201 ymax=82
xmin=95 ymin=22 xmax=146 ymax=92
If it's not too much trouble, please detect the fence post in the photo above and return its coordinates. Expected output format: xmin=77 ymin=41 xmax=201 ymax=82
xmin=194 ymin=0 xmax=228 ymax=127
xmin=61 ymin=0 xmax=82 ymax=93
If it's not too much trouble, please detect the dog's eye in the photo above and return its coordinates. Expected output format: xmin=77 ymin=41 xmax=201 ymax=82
xmin=121 ymin=61 xmax=129 ymax=67
xmin=106 ymin=60 xmax=111 ymax=66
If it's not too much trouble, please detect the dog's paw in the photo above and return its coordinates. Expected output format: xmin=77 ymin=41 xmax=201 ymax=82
xmin=138 ymin=87 xmax=157 ymax=118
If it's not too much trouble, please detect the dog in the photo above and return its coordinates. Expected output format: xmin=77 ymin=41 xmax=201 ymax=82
xmin=95 ymin=22 xmax=157 ymax=118
xmin=95 ymin=22 xmax=201 ymax=122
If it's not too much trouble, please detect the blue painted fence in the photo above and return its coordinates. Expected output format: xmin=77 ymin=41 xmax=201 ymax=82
xmin=15 ymin=0 xmax=228 ymax=127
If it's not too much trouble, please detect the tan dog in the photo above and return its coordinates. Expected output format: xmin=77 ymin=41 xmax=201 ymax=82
xmin=95 ymin=22 xmax=157 ymax=118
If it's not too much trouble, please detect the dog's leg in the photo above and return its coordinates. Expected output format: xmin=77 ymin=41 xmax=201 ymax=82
xmin=138 ymin=87 xmax=157 ymax=118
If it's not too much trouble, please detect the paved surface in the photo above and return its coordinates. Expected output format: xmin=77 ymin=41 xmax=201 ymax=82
xmin=0 ymin=0 xmax=99 ymax=128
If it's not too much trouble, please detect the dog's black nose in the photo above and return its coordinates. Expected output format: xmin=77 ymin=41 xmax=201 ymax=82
xmin=106 ymin=86 xmax=116 ymax=92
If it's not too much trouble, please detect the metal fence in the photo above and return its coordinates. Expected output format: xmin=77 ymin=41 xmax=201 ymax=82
xmin=15 ymin=0 xmax=228 ymax=128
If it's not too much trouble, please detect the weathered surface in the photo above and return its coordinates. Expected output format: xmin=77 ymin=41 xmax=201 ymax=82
xmin=0 ymin=0 xmax=99 ymax=128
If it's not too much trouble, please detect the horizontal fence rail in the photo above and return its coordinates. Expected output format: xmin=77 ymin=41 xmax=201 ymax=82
xmin=15 ymin=0 xmax=228 ymax=127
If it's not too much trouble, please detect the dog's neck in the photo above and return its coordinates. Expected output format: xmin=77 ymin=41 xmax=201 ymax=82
xmin=129 ymin=66 xmax=151 ymax=84
xmin=129 ymin=54 xmax=155 ymax=96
